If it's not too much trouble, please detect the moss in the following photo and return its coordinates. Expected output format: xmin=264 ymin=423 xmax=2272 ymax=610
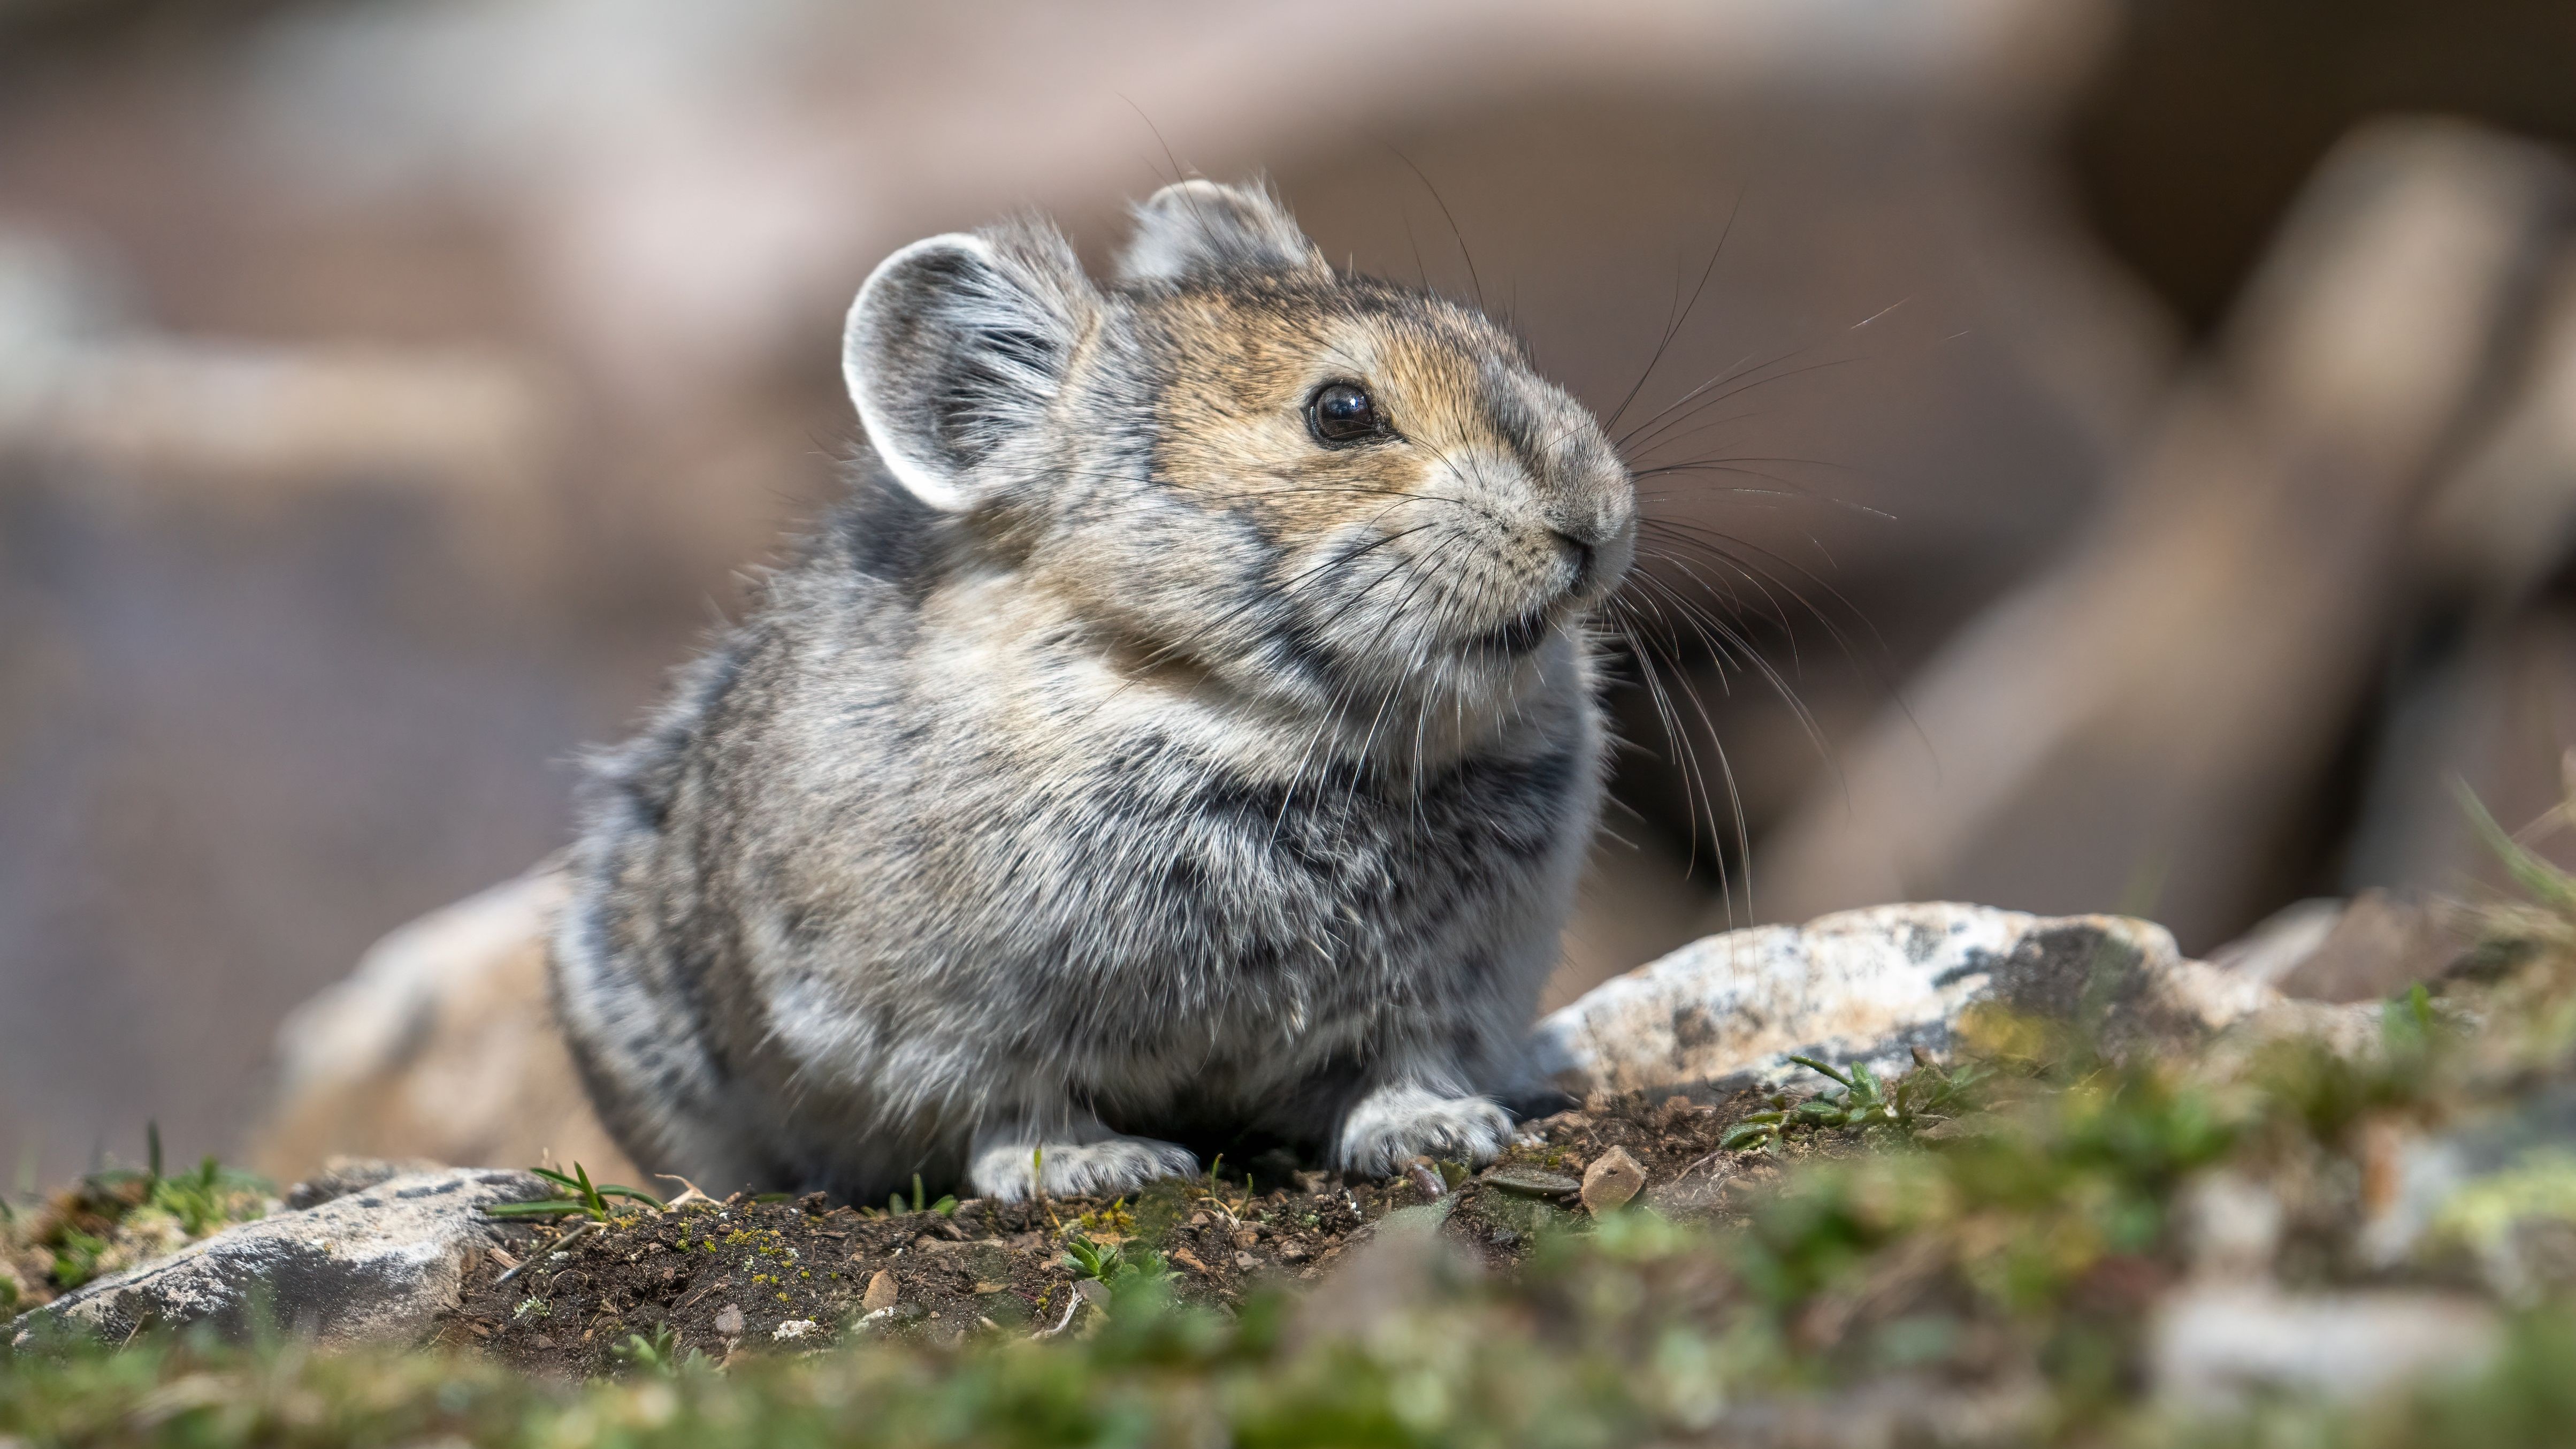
xmin=1 ymin=1147 xmax=270 ymax=1306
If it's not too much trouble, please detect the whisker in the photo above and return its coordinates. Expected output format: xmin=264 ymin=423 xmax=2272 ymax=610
xmin=1379 ymin=142 xmax=1483 ymax=311
xmin=1603 ymin=191 xmax=1741 ymax=434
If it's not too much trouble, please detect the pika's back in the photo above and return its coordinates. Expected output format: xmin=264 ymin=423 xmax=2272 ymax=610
xmin=553 ymin=179 xmax=1637 ymax=1203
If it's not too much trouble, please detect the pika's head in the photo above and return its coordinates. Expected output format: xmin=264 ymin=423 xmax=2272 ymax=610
xmin=844 ymin=179 xmax=1634 ymax=715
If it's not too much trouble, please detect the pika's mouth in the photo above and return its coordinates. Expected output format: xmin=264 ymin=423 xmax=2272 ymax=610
xmin=1466 ymin=602 xmax=1556 ymax=658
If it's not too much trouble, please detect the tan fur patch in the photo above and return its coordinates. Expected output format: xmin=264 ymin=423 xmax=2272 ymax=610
xmin=1144 ymin=285 xmax=1529 ymax=539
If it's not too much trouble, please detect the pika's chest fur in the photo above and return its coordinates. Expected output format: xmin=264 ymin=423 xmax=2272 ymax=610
xmin=591 ymin=500 xmax=1602 ymax=1117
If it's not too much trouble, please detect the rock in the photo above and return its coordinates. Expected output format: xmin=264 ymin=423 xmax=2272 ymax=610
xmin=2151 ymin=1284 xmax=2499 ymax=1407
xmin=283 ymin=1156 xmax=447 ymax=1210
xmin=251 ymin=865 xmax=641 ymax=1190
xmin=1480 ymin=1166 xmax=1581 ymax=1198
xmin=712 ymin=1303 xmax=744 ymax=1336
xmin=2176 ymin=1171 xmax=2285 ymax=1280
xmin=9 ymin=1168 xmax=553 ymax=1350
xmin=2202 ymin=898 xmax=2346 ymax=988
xmin=1579 ymin=1147 xmax=1646 ymax=1215
xmin=2359 ymin=1081 xmax=2576 ymax=1299
xmin=2203 ymin=890 xmax=2474 ymax=1003
xmin=1528 ymin=902 xmax=2355 ymax=1099
xmin=771 ymin=1317 xmax=819 ymax=1341
xmin=852 ymin=1301 xmax=925 ymax=1334
xmin=2271 ymin=891 xmax=2477 ymax=1003
xmin=1747 ymin=121 xmax=2569 ymax=948
xmin=861 ymin=1269 xmax=899 ymax=1314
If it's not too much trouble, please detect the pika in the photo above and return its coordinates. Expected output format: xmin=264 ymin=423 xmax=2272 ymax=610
xmin=551 ymin=180 xmax=1635 ymax=1202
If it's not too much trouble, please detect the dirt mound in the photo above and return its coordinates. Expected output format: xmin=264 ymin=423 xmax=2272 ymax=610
xmin=442 ymin=1090 xmax=1777 ymax=1377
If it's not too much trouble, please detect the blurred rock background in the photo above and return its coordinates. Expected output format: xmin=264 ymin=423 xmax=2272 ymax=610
xmin=3 ymin=0 xmax=2574 ymax=1190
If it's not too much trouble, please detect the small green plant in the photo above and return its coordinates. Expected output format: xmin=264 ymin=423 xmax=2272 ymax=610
xmin=1059 ymin=1230 xmax=1171 ymax=1287
xmin=885 ymin=1172 xmax=958 ymax=1217
xmin=13 ymin=1125 xmax=269 ymax=1291
xmin=858 ymin=1172 xmax=959 ymax=1219
xmin=2456 ymin=776 xmax=2576 ymax=917
xmin=48 ymin=1229 xmax=110 ymax=1291
xmin=1193 ymin=1154 xmax=1261 ymax=1219
xmin=484 ymin=1163 xmax=663 ymax=1222
xmin=144 ymin=1154 xmax=266 ymax=1238
xmin=611 ymin=1321 xmax=706 ymax=1376
xmin=1721 ymin=1053 xmax=1985 ymax=1154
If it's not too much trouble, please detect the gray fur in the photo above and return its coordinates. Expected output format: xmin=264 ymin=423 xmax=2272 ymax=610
xmin=553 ymin=181 xmax=1637 ymax=1202
xmin=1116 ymin=177 xmax=1328 ymax=286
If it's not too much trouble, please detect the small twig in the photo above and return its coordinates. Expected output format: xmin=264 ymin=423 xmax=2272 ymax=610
xmin=497 ymin=1221 xmax=597 ymax=1286
xmin=1031 ymin=1291 xmax=1084 ymax=1339
xmin=1676 ymin=1150 xmax=1727 ymax=1181
xmin=653 ymin=1173 xmax=716 ymax=1209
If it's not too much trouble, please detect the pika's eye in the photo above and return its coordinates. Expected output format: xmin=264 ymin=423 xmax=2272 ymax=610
xmin=1306 ymin=382 xmax=1387 ymax=445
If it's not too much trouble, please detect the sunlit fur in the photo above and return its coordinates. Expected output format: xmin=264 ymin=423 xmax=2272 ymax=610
xmin=552 ymin=180 xmax=1637 ymax=1202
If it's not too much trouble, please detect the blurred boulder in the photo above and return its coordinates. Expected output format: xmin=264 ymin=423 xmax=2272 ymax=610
xmin=1752 ymin=118 xmax=2573 ymax=950
xmin=2150 ymin=1284 xmax=2499 ymax=1410
xmin=2359 ymin=1082 xmax=2576 ymax=1303
xmin=251 ymin=866 xmax=638 ymax=1189
xmin=2343 ymin=263 xmax=2576 ymax=903
xmin=2203 ymin=889 xmax=2480 ymax=1003
xmin=2274 ymin=892 xmax=2480 ymax=1004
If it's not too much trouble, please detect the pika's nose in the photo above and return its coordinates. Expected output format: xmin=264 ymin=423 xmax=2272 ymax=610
xmin=1550 ymin=530 xmax=1596 ymax=592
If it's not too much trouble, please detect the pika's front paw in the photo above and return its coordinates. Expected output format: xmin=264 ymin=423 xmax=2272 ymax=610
xmin=1334 ymin=1084 xmax=1512 ymax=1177
xmin=968 ymin=1134 xmax=1197 ymax=1202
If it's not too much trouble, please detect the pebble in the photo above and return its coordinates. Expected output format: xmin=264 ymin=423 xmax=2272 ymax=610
xmin=1481 ymin=1165 xmax=1581 ymax=1198
xmin=862 ymin=1269 xmax=899 ymax=1314
xmin=1580 ymin=1146 xmax=1647 ymax=1215
xmin=712 ymin=1303 xmax=744 ymax=1336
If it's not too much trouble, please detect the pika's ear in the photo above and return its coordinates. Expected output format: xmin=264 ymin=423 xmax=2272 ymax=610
xmin=1116 ymin=179 xmax=1328 ymax=286
xmin=844 ymin=224 xmax=1096 ymax=510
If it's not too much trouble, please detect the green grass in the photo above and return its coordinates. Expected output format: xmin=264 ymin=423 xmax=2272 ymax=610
xmin=860 ymin=1172 xmax=959 ymax=1220
xmin=1718 ymin=1049 xmax=1990 ymax=1154
xmin=2 ymin=1125 xmax=270 ymax=1304
xmin=481 ymin=1163 xmax=664 ymax=1223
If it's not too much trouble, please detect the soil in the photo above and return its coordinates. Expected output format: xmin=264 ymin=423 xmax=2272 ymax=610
xmin=438 ymin=1089 xmax=1778 ymax=1377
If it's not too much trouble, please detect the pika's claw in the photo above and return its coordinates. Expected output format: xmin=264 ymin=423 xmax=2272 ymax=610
xmin=1334 ymin=1083 xmax=1512 ymax=1177
xmin=967 ymin=1131 xmax=1197 ymax=1202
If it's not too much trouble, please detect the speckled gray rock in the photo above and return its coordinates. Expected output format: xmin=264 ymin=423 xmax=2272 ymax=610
xmin=2151 ymin=1285 xmax=2499 ymax=1406
xmin=1528 ymin=902 xmax=2346 ymax=1099
xmin=9 ymin=1168 xmax=551 ymax=1349
xmin=2358 ymin=1081 xmax=2576 ymax=1299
